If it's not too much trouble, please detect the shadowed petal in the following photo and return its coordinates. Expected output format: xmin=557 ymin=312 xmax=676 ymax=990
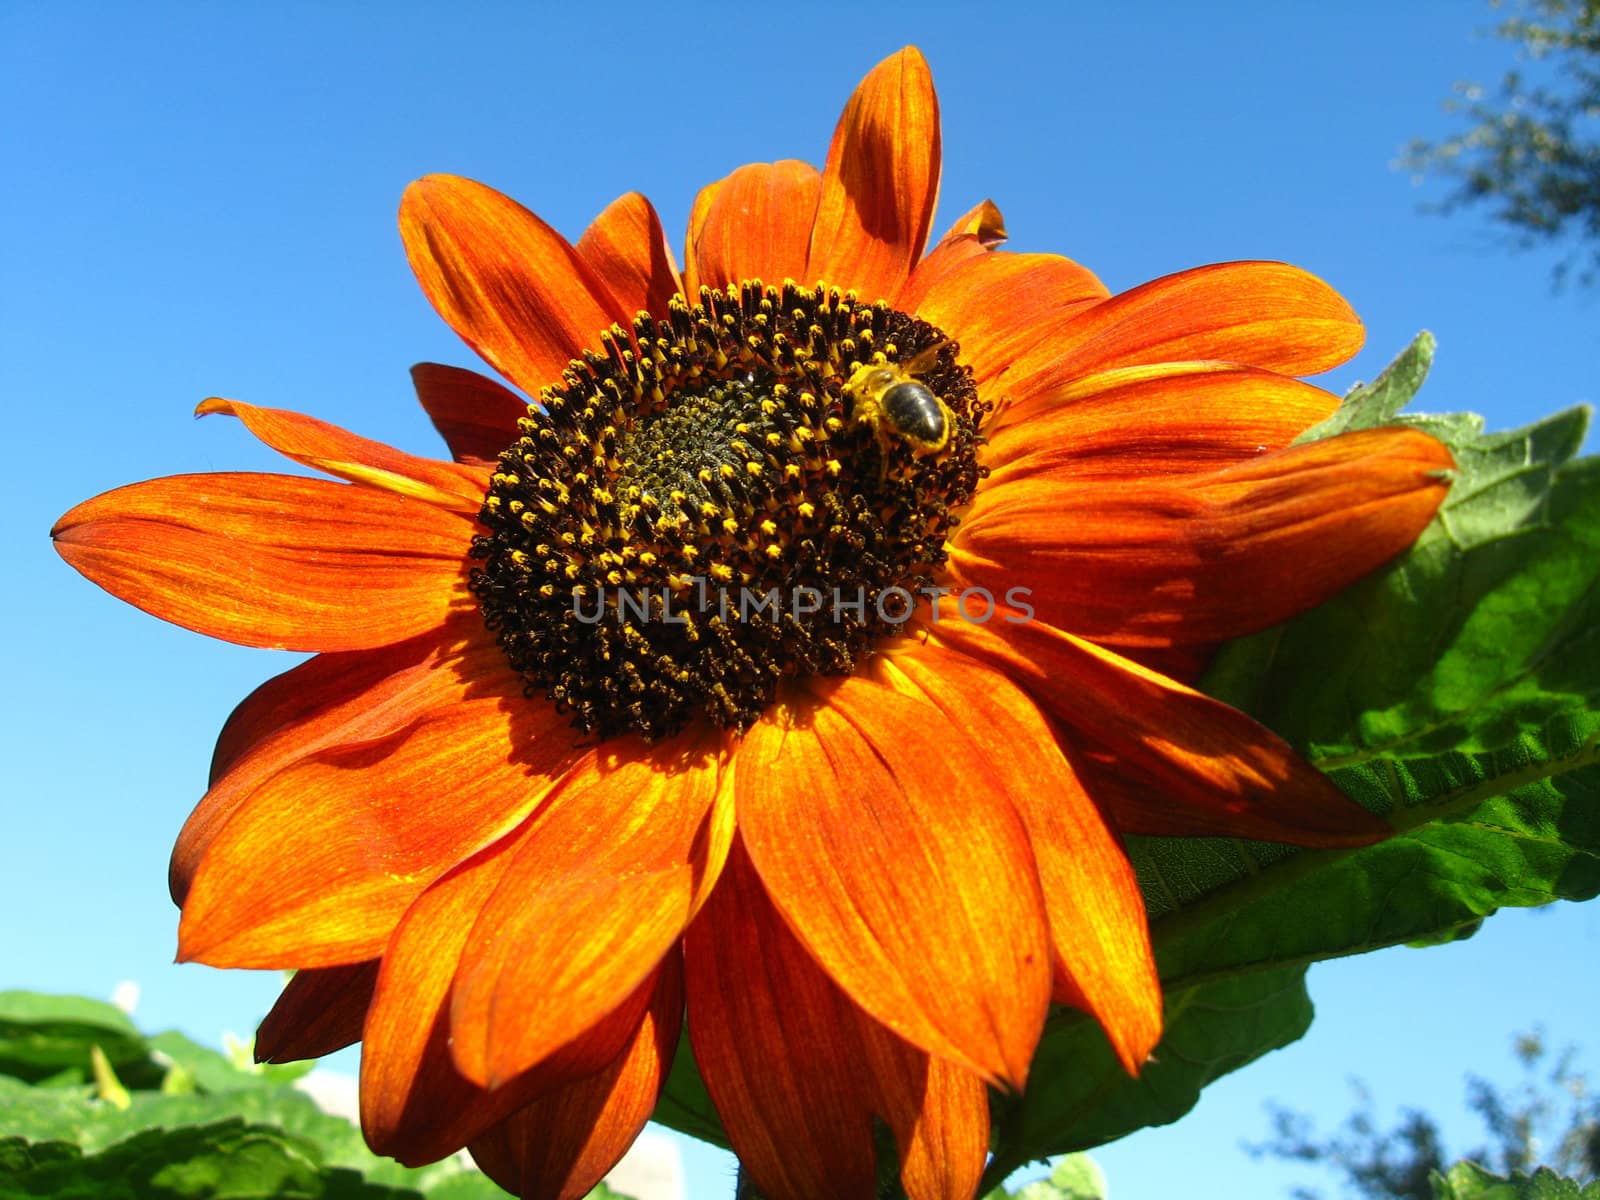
xmin=736 ymin=676 xmax=1050 ymax=1087
xmin=576 ymin=191 xmax=684 ymax=322
xmin=865 ymin=1030 xmax=990 ymax=1200
xmin=686 ymin=844 xmax=989 ymax=1200
xmin=689 ymin=161 xmax=821 ymax=294
xmin=449 ymin=730 xmax=734 ymax=1088
xmin=255 ymin=962 xmax=378 ymax=1063
xmin=361 ymin=830 xmax=663 ymax=1164
xmin=933 ymin=614 xmax=1390 ymax=847
xmin=935 ymin=198 xmax=1007 ymax=248
xmin=878 ymin=648 xmax=1160 ymax=1075
xmin=682 ymin=176 xmax=723 ymax=299
xmin=410 ymin=363 xmax=529 ymax=466
xmin=195 ymin=398 xmax=487 ymax=513
xmin=983 ymin=363 xmax=1340 ymax=483
xmin=52 ymin=474 xmax=473 ymax=652
xmin=953 ymin=428 xmax=1455 ymax=647
xmin=808 ymin=47 xmax=940 ymax=302
xmin=178 ymin=667 xmax=587 ymax=968
xmin=999 ymin=261 xmax=1365 ymax=401
xmin=469 ymin=957 xmax=683 ymax=1200
xmin=400 ymin=174 xmax=619 ymax=398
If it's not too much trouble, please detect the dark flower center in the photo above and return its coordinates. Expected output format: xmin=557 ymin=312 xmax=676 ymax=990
xmin=471 ymin=281 xmax=986 ymax=741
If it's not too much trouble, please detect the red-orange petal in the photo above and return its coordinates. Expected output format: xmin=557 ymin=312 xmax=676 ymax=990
xmin=449 ymin=730 xmax=733 ymax=1088
xmin=469 ymin=957 xmax=683 ymax=1200
xmin=982 ymin=363 xmax=1341 ymax=484
xmin=174 ymin=619 xmax=484 ymax=905
xmin=689 ymin=161 xmax=821 ymax=294
xmin=686 ymin=843 xmax=990 ymax=1200
xmin=410 ymin=362 xmax=529 ymax=466
xmin=194 ymin=398 xmax=487 ymax=514
xmin=736 ymin=676 xmax=1050 ymax=1087
xmin=52 ymin=473 xmax=473 ymax=652
xmin=953 ymin=427 xmax=1455 ymax=647
xmin=933 ymin=615 xmax=1391 ymax=847
xmin=178 ymin=672 xmax=587 ymax=969
xmin=685 ymin=842 xmax=881 ymax=1200
xmin=878 ymin=648 xmax=1160 ymax=1075
xmin=998 ymin=261 xmax=1365 ymax=401
xmin=255 ymin=962 xmax=378 ymax=1064
xmin=400 ymin=174 xmax=619 ymax=398
xmin=361 ymin=833 xmax=661 ymax=1164
xmin=576 ymin=191 xmax=684 ymax=323
xmin=808 ymin=47 xmax=941 ymax=303
xmin=907 ymin=249 xmax=1109 ymax=391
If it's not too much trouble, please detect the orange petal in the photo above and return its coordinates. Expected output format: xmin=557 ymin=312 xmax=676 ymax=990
xmin=983 ymin=363 xmax=1340 ymax=483
xmin=932 ymin=615 xmax=1390 ymax=847
xmin=255 ymin=961 xmax=378 ymax=1063
xmin=469 ymin=956 xmax=683 ymax=1200
xmin=999 ymin=261 xmax=1365 ymax=400
xmin=449 ymin=730 xmax=733 ymax=1088
xmin=808 ymin=47 xmax=941 ymax=302
xmin=194 ymin=398 xmax=487 ymax=514
xmin=878 ymin=649 xmax=1160 ymax=1075
xmin=907 ymin=249 xmax=1108 ymax=391
xmin=688 ymin=160 xmax=821 ymax=294
xmin=953 ymin=427 xmax=1455 ymax=647
xmin=174 ymin=620 xmax=484 ymax=905
xmin=361 ymin=833 xmax=662 ymax=1164
xmin=178 ymin=668 xmax=588 ymax=968
xmin=575 ymin=191 xmax=684 ymax=322
xmin=52 ymin=473 xmax=473 ymax=652
xmin=400 ymin=174 xmax=618 ymax=398
xmin=685 ymin=843 xmax=989 ymax=1200
xmin=736 ymin=676 xmax=1050 ymax=1087
xmin=410 ymin=363 xmax=529 ymax=466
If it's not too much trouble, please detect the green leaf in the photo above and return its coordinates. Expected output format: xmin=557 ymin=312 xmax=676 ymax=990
xmin=0 ymin=992 xmax=159 ymax=1089
xmin=0 ymin=1137 xmax=81 ymax=1175
xmin=1429 ymin=1160 xmax=1600 ymax=1199
xmin=1295 ymin=328 xmax=1436 ymax=442
xmin=0 ymin=1120 xmax=345 ymax=1199
xmin=977 ymin=336 xmax=1600 ymax=1181
xmin=0 ymin=1018 xmax=637 ymax=1199
xmin=146 ymin=1031 xmax=313 ymax=1094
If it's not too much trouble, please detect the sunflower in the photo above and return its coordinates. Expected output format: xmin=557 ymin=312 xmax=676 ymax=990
xmin=53 ymin=45 xmax=1452 ymax=1200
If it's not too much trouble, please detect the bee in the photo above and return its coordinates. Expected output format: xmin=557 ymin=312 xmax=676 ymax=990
xmin=842 ymin=341 xmax=954 ymax=459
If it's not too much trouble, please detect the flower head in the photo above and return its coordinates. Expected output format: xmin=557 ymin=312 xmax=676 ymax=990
xmin=53 ymin=47 xmax=1452 ymax=1200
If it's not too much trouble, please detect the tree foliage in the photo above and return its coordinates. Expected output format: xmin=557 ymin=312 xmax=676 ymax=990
xmin=1248 ymin=1030 xmax=1600 ymax=1200
xmin=1402 ymin=0 xmax=1600 ymax=284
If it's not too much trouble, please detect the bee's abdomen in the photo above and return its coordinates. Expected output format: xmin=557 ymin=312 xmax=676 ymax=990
xmin=881 ymin=381 xmax=946 ymax=445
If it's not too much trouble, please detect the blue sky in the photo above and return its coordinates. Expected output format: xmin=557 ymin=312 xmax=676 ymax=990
xmin=4 ymin=2 xmax=1597 ymax=1196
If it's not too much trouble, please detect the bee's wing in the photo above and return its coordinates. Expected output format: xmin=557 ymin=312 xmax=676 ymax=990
xmin=900 ymin=338 xmax=952 ymax=376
